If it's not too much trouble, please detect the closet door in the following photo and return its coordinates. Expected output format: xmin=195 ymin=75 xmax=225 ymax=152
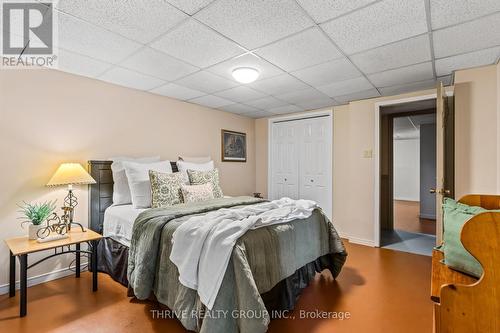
xmin=298 ymin=117 xmax=332 ymax=219
xmin=271 ymin=122 xmax=299 ymax=200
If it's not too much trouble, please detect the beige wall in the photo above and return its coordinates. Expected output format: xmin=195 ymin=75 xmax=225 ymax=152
xmin=0 ymin=69 xmax=255 ymax=289
xmin=454 ymin=65 xmax=499 ymax=197
xmin=255 ymin=118 xmax=268 ymax=198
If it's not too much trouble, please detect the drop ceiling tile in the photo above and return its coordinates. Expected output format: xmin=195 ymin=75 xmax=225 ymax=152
xmin=215 ymin=86 xmax=266 ymax=103
xmin=430 ymin=0 xmax=500 ymax=29
xmin=207 ymin=53 xmax=283 ymax=82
xmin=433 ymin=13 xmax=500 ymax=58
xmin=368 ymin=62 xmax=434 ymax=88
xmin=175 ymin=71 xmax=238 ymax=94
xmin=244 ymin=111 xmax=275 ymax=119
xmin=244 ymin=96 xmax=288 ymax=109
xmin=55 ymin=48 xmax=112 ymax=77
xmin=120 ymin=47 xmax=199 ymax=81
xmin=99 ymin=67 xmax=165 ymax=91
xmin=219 ymin=103 xmax=261 ymax=114
xmin=166 ymin=0 xmax=215 ymax=15
xmin=151 ymin=19 xmax=244 ymax=68
xmin=291 ymin=58 xmax=361 ymax=87
xmin=317 ymin=76 xmax=374 ymax=97
xmin=195 ymin=0 xmax=314 ymax=49
xmin=379 ymin=79 xmax=437 ymax=96
xmin=351 ymin=34 xmax=431 ymax=74
xmin=334 ymin=88 xmax=381 ymax=104
xmin=268 ymin=105 xmax=303 ymax=114
xmin=189 ymin=95 xmax=233 ymax=108
xmin=255 ymin=27 xmax=343 ymax=72
xmin=296 ymin=0 xmax=378 ymax=23
xmin=275 ymin=87 xmax=331 ymax=105
xmin=56 ymin=0 xmax=187 ymax=44
xmin=248 ymin=74 xmax=309 ymax=96
xmin=321 ymin=0 xmax=427 ymax=55
xmin=150 ymin=83 xmax=205 ymax=100
xmin=296 ymin=98 xmax=337 ymax=110
xmin=57 ymin=12 xmax=142 ymax=63
xmin=435 ymin=46 xmax=500 ymax=76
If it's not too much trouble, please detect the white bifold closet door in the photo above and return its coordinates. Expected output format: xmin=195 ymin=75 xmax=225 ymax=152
xmin=270 ymin=115 xmax=332 ymax=220
xmin=271 ymin=121 xmax=300 ymax=199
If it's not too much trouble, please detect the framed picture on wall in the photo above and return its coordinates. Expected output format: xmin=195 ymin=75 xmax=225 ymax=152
xmin=221 ymin=129 xmax=247 ymax=162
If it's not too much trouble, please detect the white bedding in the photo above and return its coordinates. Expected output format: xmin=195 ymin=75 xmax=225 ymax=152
xmin=169 ymin=197 xmax=318 ymax=310
xmin=103 ymin=205 xmax=146 ymax=247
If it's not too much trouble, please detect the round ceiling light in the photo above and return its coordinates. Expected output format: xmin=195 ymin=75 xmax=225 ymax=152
xmin=232 ymin=67 xmax=260 ymax=83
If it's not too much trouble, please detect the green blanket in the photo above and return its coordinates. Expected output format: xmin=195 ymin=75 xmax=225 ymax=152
xmin=128 ymin=196 xmax=347 ymax=333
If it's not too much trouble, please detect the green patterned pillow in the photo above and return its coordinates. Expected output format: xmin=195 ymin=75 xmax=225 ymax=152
xmin=149 ymin=170 xmax=184 ymax=208
xmin=187 ymin=168 xmax=223 ymax=198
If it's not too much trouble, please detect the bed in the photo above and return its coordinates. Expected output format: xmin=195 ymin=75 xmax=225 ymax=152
xmin=88 ymin=160 xmax=347 ymax=333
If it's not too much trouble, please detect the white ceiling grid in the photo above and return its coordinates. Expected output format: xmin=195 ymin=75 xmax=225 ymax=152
xmin=15 ymin=0 xmax=500 ymax=118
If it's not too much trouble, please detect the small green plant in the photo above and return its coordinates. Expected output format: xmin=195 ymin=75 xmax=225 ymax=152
xmin=18 ymin=200 xmax=57 ymax=226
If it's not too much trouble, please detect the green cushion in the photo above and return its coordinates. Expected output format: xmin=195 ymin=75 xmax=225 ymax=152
xmin=441 ymin=198 xmax=485 ymax=278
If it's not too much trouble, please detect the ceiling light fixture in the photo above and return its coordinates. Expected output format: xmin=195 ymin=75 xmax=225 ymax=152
xmin=232 ymin=67 xmax=260 ymax=83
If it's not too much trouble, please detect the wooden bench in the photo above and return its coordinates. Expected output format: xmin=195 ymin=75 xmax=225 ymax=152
xmin=432 ymin=194 xmax=500 ymax=333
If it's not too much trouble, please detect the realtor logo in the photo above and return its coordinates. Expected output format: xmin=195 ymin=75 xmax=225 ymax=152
xmin=1 ymin=1 xmax=57 ymax=68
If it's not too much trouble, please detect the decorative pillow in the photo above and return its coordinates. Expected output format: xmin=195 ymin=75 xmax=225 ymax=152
xmin=176 ymin=160 xmax=214 ymax=184
xmin=178 ymin=156 xmax=212 ymax=163
xmin=181 ymin=183 xmax=214 ymax=203
xmin=110 ymin=156 xmax=160 ymax=205
xmin=441 ymin=198 xmax=485 ymax=278
xmin=187 ymin=168 xmax=223 ymax=198
xmin=149 ymin=171 xmax=184 ymax=208
xmin=122 ymin=160 xmax=172 ymax=208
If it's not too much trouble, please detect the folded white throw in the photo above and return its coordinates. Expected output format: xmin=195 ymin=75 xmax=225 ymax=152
xmin=169 ymin=197 xmax=318 ymax=309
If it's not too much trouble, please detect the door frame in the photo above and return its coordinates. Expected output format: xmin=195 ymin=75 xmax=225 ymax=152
xmin=373 ymin=93 xmax=453 ymax=247
xmin=267 ymin=109 xmax=333 ymax=218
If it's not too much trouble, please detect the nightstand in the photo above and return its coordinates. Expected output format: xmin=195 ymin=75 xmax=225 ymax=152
xmin=4 ymin=228 xmax=102 ymax=317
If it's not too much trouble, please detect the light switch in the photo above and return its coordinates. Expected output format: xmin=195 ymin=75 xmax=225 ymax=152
xmin=363 ymin=149 xmax=373 ymax=158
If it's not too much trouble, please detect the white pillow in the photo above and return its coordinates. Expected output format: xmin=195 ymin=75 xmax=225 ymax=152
xmin=123 ymin=160 xmax=172 ymax=208
xmin=110 ymin=156 xmax=160 ymax=205
xmin=176 ymin=160 xmax=214 ymax=184
xmin=178 ymin=156 xmax=212 ymax=163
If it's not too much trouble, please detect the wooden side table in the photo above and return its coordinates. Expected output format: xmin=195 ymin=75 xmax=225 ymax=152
xmin=4 ymin=229 xmax=102 ymax=317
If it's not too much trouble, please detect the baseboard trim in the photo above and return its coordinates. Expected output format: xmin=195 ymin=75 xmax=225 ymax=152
xmin=0 ymin=262 xmax=88 ymax=295
xmin=348 ymin=236 xmax=376 ymax=247
xmin=339 ymin=232 xmax=376 ymax=247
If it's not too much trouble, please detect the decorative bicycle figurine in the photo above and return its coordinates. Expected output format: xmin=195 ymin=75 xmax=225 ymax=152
xmin=36 ymin=212 xmax=68 ymax=239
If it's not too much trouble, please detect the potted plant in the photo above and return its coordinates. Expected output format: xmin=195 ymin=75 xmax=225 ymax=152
xmin=18 ymin=200 xmax=57 ymax=240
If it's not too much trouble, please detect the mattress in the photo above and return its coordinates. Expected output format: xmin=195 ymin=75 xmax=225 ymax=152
xmin=103 ymin=205 xmax=145 ymax=247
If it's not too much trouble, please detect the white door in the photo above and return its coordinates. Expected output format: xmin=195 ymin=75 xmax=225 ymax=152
xmin=270 ymin=115 xmax=333 ymax=220
xmin=271 ymin=121 xmax=299 ymax=199
xmin=298 ymin=117 xmax=332 ymax=220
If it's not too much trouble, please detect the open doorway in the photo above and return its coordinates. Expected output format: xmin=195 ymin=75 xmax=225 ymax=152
xmin=379 ymin=99 xmax=438 ymax=256
xmin=388 ymin=113 xmax=437 ymax=255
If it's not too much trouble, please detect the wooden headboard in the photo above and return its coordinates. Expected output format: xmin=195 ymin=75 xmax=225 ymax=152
xmin=88 ymin=160 xmax=179 ymax=234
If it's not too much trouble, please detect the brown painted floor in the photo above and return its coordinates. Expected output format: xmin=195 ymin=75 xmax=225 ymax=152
xmin=0 ymin=242 xmax=432 ymax=333
xmin=394 ymin=200 xmax=436 ymax=235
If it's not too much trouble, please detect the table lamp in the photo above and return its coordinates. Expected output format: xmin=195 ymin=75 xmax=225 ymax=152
xmin=46 ymin=163 xmax=96 ymax=231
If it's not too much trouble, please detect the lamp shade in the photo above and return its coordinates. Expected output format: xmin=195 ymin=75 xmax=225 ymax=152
xmin=46 ymin=163 xmax=96 ymax=187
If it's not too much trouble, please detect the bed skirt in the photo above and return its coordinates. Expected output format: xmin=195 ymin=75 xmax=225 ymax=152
xmin=97 ymin=237 xmax=343 ymax=311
